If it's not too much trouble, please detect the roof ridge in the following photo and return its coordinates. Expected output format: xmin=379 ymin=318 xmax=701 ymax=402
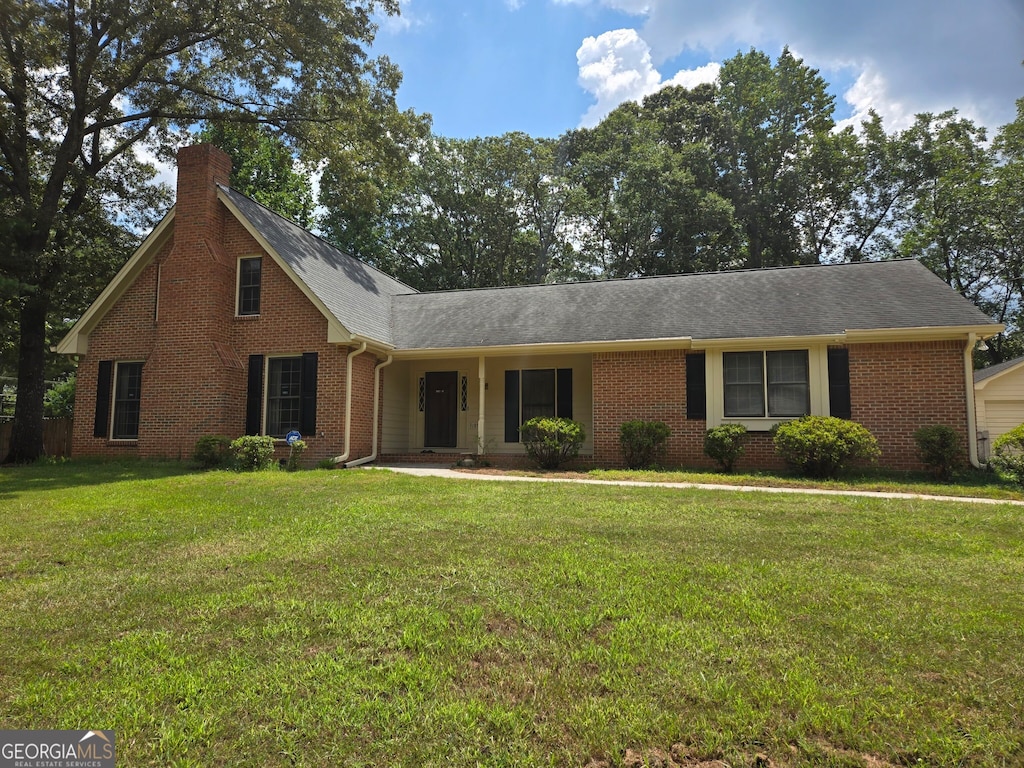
xmin=397 ymin=258 xmax=921 ymax=297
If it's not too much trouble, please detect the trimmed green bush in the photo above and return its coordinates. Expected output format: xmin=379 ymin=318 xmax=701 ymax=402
xmin=193 ymin=435 xmax=233 ymax=469
xmin=520 ymin=417 xmax=585 ymax=470
xmin=773 ymin=415 xmax=880 ymax=479
xmin=619 ymin=420 xmax=671 ymax=469
xmin=703 ymin=424 xmax=748 ymax=473
xmin=285 ymin=439 xmax=307 ymax=471
xmin=988 ymin=424 xmax=1024 ymax=486
xmin=230 ymin=435 xmax=276 ymax=471
xmin=914 ymin=425 xmax=964 ymax=481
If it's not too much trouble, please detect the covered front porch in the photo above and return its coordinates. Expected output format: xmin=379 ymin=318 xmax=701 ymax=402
xmin=379 ymin=352 xmax=594 ymax=460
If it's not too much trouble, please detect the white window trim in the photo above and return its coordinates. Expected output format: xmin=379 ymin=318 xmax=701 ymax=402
xmin=109 ymin=360 xmax=144 ymax=441
xmin=235 ymin=255 xmax=262 ymax=318
xmin=705 ymin=344 xmax=831 ymax=430
xmin=262 ymin=354 xmax=306 ymax=440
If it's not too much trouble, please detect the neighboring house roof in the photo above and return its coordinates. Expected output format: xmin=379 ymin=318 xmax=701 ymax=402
xmin=389 ymin=259 xmax=996 ymax=351
xmin=218 ymin=186 xmax=415 ymax=346
xmin=975 ymin=355 xmax=1024 ymax=386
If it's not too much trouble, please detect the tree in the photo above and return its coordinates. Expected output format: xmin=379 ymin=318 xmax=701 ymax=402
xmin=196 ymin=122 xmax=315 ymax=227
xmin=564 ymin=86 xmax=738 ymax=278
xmin=716 ymin=48 xmax=836 ymax=268
xmin=0 ymin=0 xmax=417 ymax=462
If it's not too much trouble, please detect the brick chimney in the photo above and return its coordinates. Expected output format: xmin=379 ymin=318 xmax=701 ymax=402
xmin=137 ymin=144 xmax=243 ymax=458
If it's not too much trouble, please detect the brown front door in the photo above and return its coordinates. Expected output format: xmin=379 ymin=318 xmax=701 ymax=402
xmin=424 ymin=371 xmax=458 ymax=448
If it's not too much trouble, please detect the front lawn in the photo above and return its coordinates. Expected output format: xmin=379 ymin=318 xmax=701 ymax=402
xmin=1 ymin=461 xmax=1022 ymax=767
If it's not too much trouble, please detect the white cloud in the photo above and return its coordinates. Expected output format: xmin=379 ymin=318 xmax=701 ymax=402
xmin=837 ymin=68 xmax=916 ymax=133
xmin=576 ymin=29 xmax=720 ymax=126
xmin=664 ymin=62 xmax=721 ymax=91
xmin=560 ymin=0 xmax=1024 ymax=131
xmin=505 ymin=0 xmax=525 ymax=9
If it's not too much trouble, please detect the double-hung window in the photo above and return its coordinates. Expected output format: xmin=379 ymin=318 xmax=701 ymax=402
xmin=245 ymin=353 xmax=318 ymax=438
xmin=111 ymin=362 xmax=143 ymax=439
xmin=267 ymin=357 xmax=302 ymax=437
xmin=237 ymin=257 xmax=262 ymax=316
xmin=723 ymin=350 xmax=809 ymax=418
xmin=504 ymin=368 xmax=573 ymax=442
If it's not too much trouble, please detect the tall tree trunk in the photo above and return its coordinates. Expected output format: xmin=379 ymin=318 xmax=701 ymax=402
xmin=4 ymin=292 xmax=49 ymax=463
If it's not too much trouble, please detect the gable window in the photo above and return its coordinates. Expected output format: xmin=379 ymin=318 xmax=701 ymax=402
xmin=111 ymin=362 xmax=143 ymax=439
xmin=237 ymin=257 xmax=262 ymax=316
xmin=246 ymin=353 xmax=318 ymax=438
xmin=504 ymin=368 xmax=572 ymax=442
xmin=723 ymin=350 xmax=809 ymax=418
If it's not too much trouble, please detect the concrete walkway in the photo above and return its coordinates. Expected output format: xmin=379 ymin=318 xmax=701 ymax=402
xmin=364 ymin=464 xmax=1024 ymax=506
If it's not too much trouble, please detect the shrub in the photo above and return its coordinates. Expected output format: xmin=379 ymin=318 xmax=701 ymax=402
xmin=619 ymin=420 xmax=671 ymax=469
xmin=773 ymin=416 xmax=880 ymax=479
xmin=989 ymin=424 xmax=1024 ymax=486
xmin=913 ymin=425 xmax=964 ymax=481
xmin=230 ymin=435 xmax=276 ymax=471
xmin=285 ymin=439 xmax=307 ymax=471
xmin=520 ymin=417 xmax=585 ymax=470
xmin=193 ymin=435 xmax=233 ymax=469
xmin=43 ymin=375 xmax=75 ymax=419
xmin=703 ymin=424 xmax=748 ymax=473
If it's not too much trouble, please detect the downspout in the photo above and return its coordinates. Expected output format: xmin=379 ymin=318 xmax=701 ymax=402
xmin=331 ymin=341 xmax=367 ymax=465
xmin=965 ymin=333 xmax=981 ymax=468
xmin=345 ymin=354 xmax=394 ymax=468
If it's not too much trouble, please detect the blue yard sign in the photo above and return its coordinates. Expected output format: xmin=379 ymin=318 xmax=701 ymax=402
xmin=285 ymin=430 xmax=302 ymax=445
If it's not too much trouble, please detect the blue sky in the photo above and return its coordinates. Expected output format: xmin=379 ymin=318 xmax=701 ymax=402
xmin=371 ymin=0 xmax=1024 ymax=139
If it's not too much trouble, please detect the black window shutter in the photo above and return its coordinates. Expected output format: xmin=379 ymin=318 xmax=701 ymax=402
xmin=93 ymin=360 xmax=113 ymax=438
xmin=556 ymin=368 xmax=573 ymax=419
xmin=504 ymin=370 xmax=520 ymax=443
xmin=685 ymin=352 xmax=706 ymax=420
xmin=300 ymin=352 xmax=318 ymax=436
xmin=828 ymin=348 xmax=852 ymax=419
xmin=245 ymin=355 xmax=264 ymax=435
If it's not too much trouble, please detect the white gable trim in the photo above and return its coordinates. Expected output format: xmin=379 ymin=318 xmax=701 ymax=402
xmin=55 ymin=209 xmax=177 ymax=355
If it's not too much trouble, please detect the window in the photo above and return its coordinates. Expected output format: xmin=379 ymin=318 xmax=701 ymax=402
xmin=111 ymin=362 xmax=143 ymax=439
xmin=245 ymin=353 xmax=318 ymax=438
xmin=237 ymin=257 xmax=261 ymax=316
xmin=267 ymin=357 xmax=302 ymax=437
xmin=504 ymin=368 xmax=572 ymax=442
xmin=723 ymin=350 xmax=809 ymax=419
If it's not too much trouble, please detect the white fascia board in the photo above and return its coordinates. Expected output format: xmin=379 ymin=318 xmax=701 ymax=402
xmin=55 ymin=209 xmax=176 ymax=355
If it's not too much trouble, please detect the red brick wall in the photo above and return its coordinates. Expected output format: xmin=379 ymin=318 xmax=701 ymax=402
xmin=592 ymin=342 xmax=971 ymax=472
xmin=71 ymin=145 xmax=381 ymax=465
xmin=592 ymin=350 xmax=711 ymax=469
xmin=849 ymin=340 xmax=969 ymax=470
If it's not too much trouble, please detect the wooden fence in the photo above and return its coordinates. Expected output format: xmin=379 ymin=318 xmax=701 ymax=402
xmin=0 ymin=418 xmax=73 ymax=459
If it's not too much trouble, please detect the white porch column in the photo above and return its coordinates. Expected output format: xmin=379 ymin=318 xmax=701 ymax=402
xmin=477 ymin=355 xmax=487 ymax=455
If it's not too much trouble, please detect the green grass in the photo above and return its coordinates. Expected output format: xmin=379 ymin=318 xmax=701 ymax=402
xmin=2 ymin=461 xmax=1023 ymax=767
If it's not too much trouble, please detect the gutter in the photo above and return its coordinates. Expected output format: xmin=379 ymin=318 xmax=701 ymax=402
xmin=344 ymin=354 xmax=395 ymax=468
xmin=965 ymin=334 xmax=981 ymax=468
xmin=331 ymin=341 xmax=367 ymax=465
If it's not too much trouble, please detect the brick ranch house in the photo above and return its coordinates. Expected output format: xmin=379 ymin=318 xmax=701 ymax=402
xmin=58 ymin=145 xmax=1001 ymax=470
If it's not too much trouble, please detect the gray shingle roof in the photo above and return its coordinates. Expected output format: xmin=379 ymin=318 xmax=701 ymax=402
xmin=975 ymin=355 xmax=1024 ymax=384
xmin=389 ymin=259 xmax=996 ymax=350
xmin=219 ymin=190 xmax=996 ymax=351
xmin=220 ymin=186 xmax=414 ymax=345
